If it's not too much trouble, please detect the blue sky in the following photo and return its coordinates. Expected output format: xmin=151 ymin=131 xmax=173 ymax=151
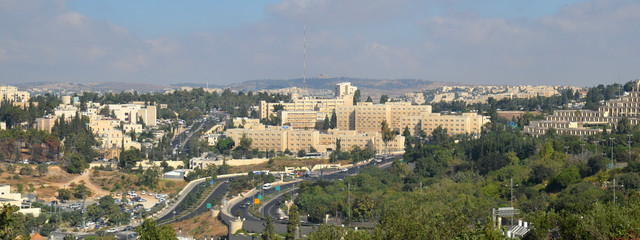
xmin=0 ymin=0 xmax=638 ymax=86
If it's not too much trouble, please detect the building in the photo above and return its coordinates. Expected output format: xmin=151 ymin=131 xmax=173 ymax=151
xmin=0 ymin=85 xmax=29 ymax=103
xmin=225 ymin=123 xmax=405 ymax=154
xmin=35 ymin=115 xmax=57 ymax=133
xmin=524 ymin=79 xmax=640 ymax=137
xmin=279 ymin=110 xmax=319 ymax=129
xmin=259 ymin=82 xmax=357 ymax=120
xmin=0 ymin=185 xmax=41 ymax=217
xmin=337 ymin=101 xmax=488 ymax=136
xmin=106 ymin=103 xmax=157 ymax=126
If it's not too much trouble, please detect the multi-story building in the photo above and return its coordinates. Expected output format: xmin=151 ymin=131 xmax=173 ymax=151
xmin=225 ymin=123 xmax=404 ymax=154
xmin=34 ymin=115 xmax=57 ymax=133
xmin=524 ymin=79 xmax=640 ymax=136
xmin=259 ymin=82 xmax=356 ymax=120
xmin=337 ymin=101 xmax=488 ymax=136
xmin=106 ymin=103 xmax=157 ymax=126
xmin=279 ymin=110 xmax=319 ymax=129
xmin=0 ymin=85 xmax=30 ymax=103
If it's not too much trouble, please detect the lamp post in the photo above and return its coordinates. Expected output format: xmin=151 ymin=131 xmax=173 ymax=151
xmin=580 ymin=143 xmax=585 ymax=159
xmin=628 ymin=134 xmax=632 ymax=161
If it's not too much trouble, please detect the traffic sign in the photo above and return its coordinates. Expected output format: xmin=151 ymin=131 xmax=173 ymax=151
xmin=210 ymin=181 xmax=214 ymax=185
xmin=275 ymin=186 xmax=280 ymax=191
xmin=254 ymin=198 xmax=260 ymax=204
xmin=258 ymin=195 xmax=262 ymax=200
xmin=206 ymin=203 xmax=211 ymax=209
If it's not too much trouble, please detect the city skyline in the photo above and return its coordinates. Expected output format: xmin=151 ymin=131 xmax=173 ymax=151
xmin=1 ymin=0 xmax=638 ymax=87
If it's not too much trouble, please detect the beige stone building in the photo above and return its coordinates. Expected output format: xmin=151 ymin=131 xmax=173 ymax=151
xmin=225 ymin=123 xmax=404 ymax=154
xmin=337 ymin=101 xmax=488 ymax=136
xmin=0 ymin=185 xmax=41 ymax=217
xmin=35 ymin=115 xmax=57 ymax=133
xmin=259 ymin=82 xmax=356 ymax=120
xmin=0 ymin=85 xmax=29 ymax=103
xmin=106 ymin=103 xmax=157 ymax=126
xmin=524 ymin=79 xmax=640 ymax=136
xmin=279 ymin=110 xmax=319 ymax=129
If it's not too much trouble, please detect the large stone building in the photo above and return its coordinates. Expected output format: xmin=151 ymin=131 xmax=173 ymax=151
xmin=337 ymin=101 xmax=489 ymax=136
xmin=259 ymin=82 xmax=356 ymax=120
xmin=524 ymin=79 xmax=640 ymax=136
xmin=0 ymin=85 xmax=29 ymax=103
xmin=225 ymin=123 xmax=404 ymax=154
xmin=0 ymin=185 xmax=41 ymax=217
xmin=106 ymin=103 xmax=157 ymax=127
xmin=279 ymin=110 xmax=319 ymax=129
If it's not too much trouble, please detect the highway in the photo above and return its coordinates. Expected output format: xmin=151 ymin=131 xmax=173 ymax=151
xmin=223 ymin=155 xmax=398 ymax=238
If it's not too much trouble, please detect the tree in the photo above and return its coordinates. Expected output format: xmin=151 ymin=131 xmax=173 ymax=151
xmin=72 ymin=183 xmax=92 ymax=199
xmin=57 ymin=189 xmax=71 ymax=201
xmin=366 ymin=96 xmax=373 ymax=102
xmin=36 ymin=164 xmax=48 ymax=177
xmin=329 ymin=111 xmax=337 ymax=129
xmin=119 ymin=147 xmax=141 ymax=171
xmin=379 ymin=95 xmax=389 ymax=104
xmin=141 ymin=167 xmax=161 ymax=187
xmin=227 ymin=118 xmax=235 ymax=129
xmin=215 ymin=137 xmax=235 ymax=154
xmin=390 ymin=159 xmax=410 ymax=178
xmin=135 ymin=219 xmax=178 ymax=240
xmin=353 ymin=89 xmax=361 ymax=105
xmin=616 ymin=117 xmax=631 ymax=134
xmin=0 ymin=204 xmax=22 ymax=240
xmin=322 ymin=116 xmax=330 ymax=131
xmin=286 ymin=205 xmax=301 ymax=240
xmin=381 ymin=120 xmax=395 ymax=153
xmin=297 ymin=149 xmax=307 ymax=158
xmin=261 ymin=216 xmax=277 ymax=240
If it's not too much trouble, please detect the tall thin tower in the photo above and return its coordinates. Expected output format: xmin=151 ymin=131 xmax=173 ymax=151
xmin=303 ymin=19 xmax=307 ymax=91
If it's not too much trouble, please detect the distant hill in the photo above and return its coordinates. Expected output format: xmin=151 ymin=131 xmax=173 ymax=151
xmin=18 ymin=78 xmax=455 ymax=97
xmin=227 ymin=77 xmax=446 ymax=96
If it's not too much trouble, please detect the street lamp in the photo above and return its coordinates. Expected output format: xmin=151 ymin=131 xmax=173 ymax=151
xmin=628 ymin=134 xmax=633 ymax=162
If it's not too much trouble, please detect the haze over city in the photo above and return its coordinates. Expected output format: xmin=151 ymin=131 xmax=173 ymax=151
xmin=1 ymin=0 xmax=638 ymax=86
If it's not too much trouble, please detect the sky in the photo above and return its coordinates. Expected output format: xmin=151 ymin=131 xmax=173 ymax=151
xmin=0 ymin=0 xmax=638 ymax=87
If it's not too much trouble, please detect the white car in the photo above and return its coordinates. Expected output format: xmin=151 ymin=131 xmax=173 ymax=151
xmin=141 ymin=190 xmax=146 ymax=195
xmin=106 ymin=228 xmax=118 ymax=233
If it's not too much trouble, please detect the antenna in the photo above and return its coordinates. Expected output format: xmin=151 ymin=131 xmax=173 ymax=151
xmin=303 ymin=19 xmax=306 ymax=91
xmin=204 ymin=73 xmax=209 ymax=90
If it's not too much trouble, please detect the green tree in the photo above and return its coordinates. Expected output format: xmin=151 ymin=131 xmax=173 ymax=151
xmin=36 ymin=164 xmax=48 ymax=177
xmin=135 ymin=219 xmax=178 ymax=240
xmin=141 ymin=166 xmax=161 ymax=187
xmin=330 ymin=111 xmax=337 ymax=129
xmin=366 ymin=96 xmax=373 ymax=102
xmin=353 ymin=89 xmax=361 ymax=105
xmin=616 ymin=116 xmax=631 ymax=134
xmin=322 ymin=116 xmax=330 ymax=131
xmin=297 ymin=149 xmax=307 ymax=158
xmin=57 ymin=189 xmax=71 ymax=201
xmin=381 ymin=120 xmax=395 ymax=153
xmin=261 ymin=216 xmax=277 ymax=240
xmin=286 ymin=205 xmax=301 ymax=240
xmin=379 ymin=95 xmax=389 ymax=104
xmin=119 ymin=147 xmax=141 ymax=171
xmin=0 ymin=204 xmax=22 ymax=240
xmin=72 ymin=183 xmax=92 ymax=199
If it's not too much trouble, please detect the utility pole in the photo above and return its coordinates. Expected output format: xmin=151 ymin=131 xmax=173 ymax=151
xmin=610 ymin=137 xmax=616 ymax=168
xmin=347 ymin=182 xmax=351 ymax=226
xmin=628 ymin=134 xmax=632 ymax=161
xmin=613 ymin=179 xmax=616 ymax=205
xmin=594 ymin=140 xmax=600 ymax=156
xmin=508 ymin=179 xmax=518 ymax=226
xmin=581 ymin=143 xmax=585 ymax=158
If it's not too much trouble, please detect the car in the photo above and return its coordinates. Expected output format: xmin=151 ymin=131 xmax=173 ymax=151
xmin=275 ymin=200 xmax=282 ymax=205
xmin=106 ymin=228 xmax=118 ymax=233
xmin=116 ymin=193 xmax=121 ymax=196
xmin=148 ymin=192 xmax=153 ymax=196
xmin=341 ymin=168 xmax=348 ymax=172
xmin=141 ymin=190 xmax=146 ymax=195
xmin=262 ymin=183 xmax=272 ymax=190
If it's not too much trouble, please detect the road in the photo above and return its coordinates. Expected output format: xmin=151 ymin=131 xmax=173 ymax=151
xmin=224 ymin=155 xmax=399 ymax=238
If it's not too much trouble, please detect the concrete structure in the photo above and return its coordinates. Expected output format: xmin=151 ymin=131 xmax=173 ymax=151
xmin=524 ymin=79 xmax=640 ymax=136
xmin=225 ymin=123 xmax=404 ymax=153
xmin=259 ymin=82 xmax=357 ymax=120
xmin=54 ymin=104 xmax=78 ymax=119
xmin=0 ymin=85 xmax=29 ymax=103
xmin=35 ymin=115 xmax=57 ymax=133
xmin=337 ymin=101 xmax=488 ymax=136
xmin=279 ymin=110 xmax=319 ymax=129
xmin=0 ymin=122 xmax=5 ymax=130
xmin=0 ymin=185 xmax=41 ymax=217
xmin=61 ymin=95 xmax=71 ymax=105
xmin=106 ymin=103 xmax=157 ymax=126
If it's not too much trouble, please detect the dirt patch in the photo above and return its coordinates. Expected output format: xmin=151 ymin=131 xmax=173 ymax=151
xmin=171 ymin=212 xmax=228 ymax=238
